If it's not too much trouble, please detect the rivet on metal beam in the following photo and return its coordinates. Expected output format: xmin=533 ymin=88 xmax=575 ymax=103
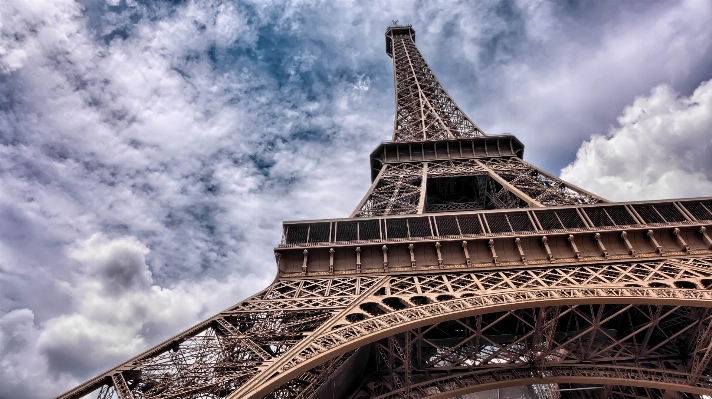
xmin=542 ymin=236 xmax=553 ymax=262
xmin=435 ymin=242 xmax=443 ymax=268
xmin=462 ymin=241 xmax=471 ymax=266
xmin=594 ymin=233 xmax=609 ymax=259
xmin=488 ymin=239 xmax=498 ymax=264
xmin=515 ymin=237 xmax=527 ymax=264
xmin=673 ymin=228 xmax=690 ymax=253
xmin=568 ymin=234 xmax=581 ymax=260
xmin=382 ymin=245 xmax=389 ymax=271
xmin=647 ymin=230 xmax=663 ymax=255
xmin=621 ymin=231 xmax=636 ymax=256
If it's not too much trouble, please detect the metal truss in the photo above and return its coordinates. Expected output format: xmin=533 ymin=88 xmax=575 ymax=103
xmin=387 ymin=25 xmax=485 ymax=141
xmin=62 ymin=257 xmax=712 ymax=399
xmin=352 ymin=157 xmax=606 ymax=217
xmin=479 ymin=157 xmax=605 ymax=207
xmin=58 ymin=277 xmax=383 ymax=399
xmin=56 ymin=24 xmax=712 ymax=399
xmin=350 ymin=24 xmax=606 ymax=217
xmin=352 ymin=163 xmax=424 ymax=217
xmin=346 ymin=305 xmax=712 ymax=398
xmin=278 ymin=258 xmax=712 ymax=374
xmin=265 ymin=350 xmax=356 ymax=399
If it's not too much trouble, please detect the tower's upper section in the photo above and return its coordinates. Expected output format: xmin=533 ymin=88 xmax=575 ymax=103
xmin=386 ymin=24 xmax=486 ymax=141
xmin=271 ymin=24 xmax=712 ymax=276
xmin=342 ymin=24 xmax=607 ymax=219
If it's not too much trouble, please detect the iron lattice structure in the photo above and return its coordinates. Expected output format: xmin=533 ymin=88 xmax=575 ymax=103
xmin=57 ymin=24 xmax=712 ymax=399
xmin=387 ymin=25 xmax=485 ymax=141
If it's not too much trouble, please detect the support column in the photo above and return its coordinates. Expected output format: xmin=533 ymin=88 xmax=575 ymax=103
xmin=474 ymin=159 xmax=544 ymax=207
xmin=417 ymin=162 xmax=428 ymax=214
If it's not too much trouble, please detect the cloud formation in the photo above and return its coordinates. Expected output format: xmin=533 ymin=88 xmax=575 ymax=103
xmin=39 ymin=233 xmax=266 ymax=381
xmin=0 ymin=233 xmax=267 ymax=398
xmin=421 ymin=0 xmax=712 ymax=171
xmin=1 ymin=0 xmax=390 ymax=395
xmin=562 ymin=80 xmax=712 ymax=201
xmin=0 ymin=0 xmax=711 ymax=398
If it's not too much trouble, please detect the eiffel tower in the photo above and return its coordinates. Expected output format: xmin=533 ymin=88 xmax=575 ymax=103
xmin=58 ymin=23 xmax=712 ymax=399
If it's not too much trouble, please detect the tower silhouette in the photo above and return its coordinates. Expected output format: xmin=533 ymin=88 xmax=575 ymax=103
xmin=58 ymin=24 xmax=712 ymax=399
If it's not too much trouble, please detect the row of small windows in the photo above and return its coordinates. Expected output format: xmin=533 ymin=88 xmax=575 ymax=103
xmin=283 ymin=201 xmax=712 ymax=245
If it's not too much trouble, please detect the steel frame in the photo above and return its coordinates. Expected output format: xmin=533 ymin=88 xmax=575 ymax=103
xmin=387 ymin=25 xmax=485 ymax=141
xmin=59 ymin=258 xmax=712 ymax=399
xmin=351 ymin=157 xmax=607 ymax=218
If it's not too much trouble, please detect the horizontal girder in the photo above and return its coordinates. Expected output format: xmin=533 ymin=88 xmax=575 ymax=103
xmin=350 ymin=159 xmax=604 ymax=218
xmin=287 ymin=197 xmax=711 ymax=248
xmin=349 ymin=157 xmax=608 ymax=218
xmin=57 ymin=258 xmax=712 ymax=399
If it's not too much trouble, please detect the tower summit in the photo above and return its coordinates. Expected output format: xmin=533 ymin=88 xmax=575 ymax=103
xmin=58 ymin=25 xmax=712 ymax=399
xmin=385 ymin=23 xmax=484 ymax=141
xmin=354 ymin=25 xmax=605 ymax=218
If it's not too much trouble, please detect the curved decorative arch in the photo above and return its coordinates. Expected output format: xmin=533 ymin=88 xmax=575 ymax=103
xmin=60 ymin=259 xmax=712 ymax=399
xmin=355 ymin=365 xmax=712 ymax=399
xmin=239 ymin=287 xmax=712 ymax=399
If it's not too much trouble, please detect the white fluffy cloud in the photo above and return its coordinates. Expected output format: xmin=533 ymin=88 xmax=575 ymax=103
xmin=1 ymin=233 xmax=268 ymax=398
xmin=39 ymin=233 xmax=266 ymax=381
xmin=561 ymin=80 xmax=712 ymax=201
xmin=415 ymin=0 xmax=712 ymax=172
xmin=0 ymin=309 xmax=62 ymax=398
xmin=0 ymin=0 xmax=386 ymax=396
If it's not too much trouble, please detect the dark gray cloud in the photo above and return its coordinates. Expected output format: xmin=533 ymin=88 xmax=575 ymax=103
xmin=0 ymin=0 xmax=711 ymax=397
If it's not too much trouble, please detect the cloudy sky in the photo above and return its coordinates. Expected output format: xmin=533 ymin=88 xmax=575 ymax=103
xmin=1 ymin=0 xmax=711 ymax=397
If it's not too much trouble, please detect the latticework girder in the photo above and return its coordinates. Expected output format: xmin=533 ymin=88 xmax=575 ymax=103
xmin=388 ymin=25 xmax=485 ymax=141
xmin=59 ymin=258 xmax=712 ymax=399
xmin=347 ymin=301 xmax=712 ymax=398
xmin=351 ymin=157 xmax=606 ymax=218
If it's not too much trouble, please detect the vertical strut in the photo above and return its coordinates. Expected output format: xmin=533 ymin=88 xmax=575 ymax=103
xmin=417 ymin=162 xmax=428 ymax=213
xmin=688 ymin=309 xmax=712 ymax=384
xmin=404 ymin=330 xmax=413 ymax=399
xmin=532 ymin=306 xmax=561 ymax=378
xmin=111 ymin=373 xmax=132 ymax=399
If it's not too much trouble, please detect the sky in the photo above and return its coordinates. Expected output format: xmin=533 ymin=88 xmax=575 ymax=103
xmin=0 ymin=0 xmax=711 ymax=398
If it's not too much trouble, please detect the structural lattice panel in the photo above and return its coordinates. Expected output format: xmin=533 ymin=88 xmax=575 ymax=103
xmin=388 ymin=27 xmax=485 ymax=141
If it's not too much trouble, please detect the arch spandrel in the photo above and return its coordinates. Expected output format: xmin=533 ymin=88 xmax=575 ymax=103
xmin=231 ymin=258 xmax=712 ymax=399
xmin=65 ymin=259 xmax=712 ymax=399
